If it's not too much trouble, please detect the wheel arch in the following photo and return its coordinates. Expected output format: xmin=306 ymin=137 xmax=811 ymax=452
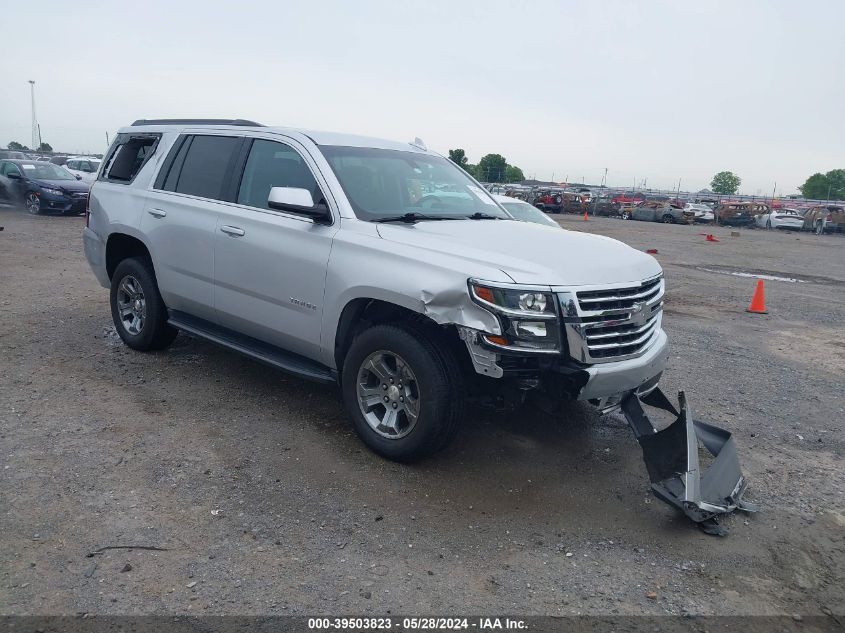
xmin=333 ymin=297 xmax=469 ymax=377
xmin=105 ymin=232 xmax=152 ymax=280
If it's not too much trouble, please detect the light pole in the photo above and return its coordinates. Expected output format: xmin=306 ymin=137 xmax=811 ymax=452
xmin=28 ymin=80 xmax=38 ymax=151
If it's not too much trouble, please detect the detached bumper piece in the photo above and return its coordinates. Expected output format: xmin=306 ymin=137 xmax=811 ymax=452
xmin=621 ymin=388 xmax=758 ymax=535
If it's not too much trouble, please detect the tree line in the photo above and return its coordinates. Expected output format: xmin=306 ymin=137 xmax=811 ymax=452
xmin=710 ymin=169 xmax=844 ymax=199
xmin=7 ymin=140 xmax=54 ymax=153
xmin=448 ymin=149 xmax=524 ymax=183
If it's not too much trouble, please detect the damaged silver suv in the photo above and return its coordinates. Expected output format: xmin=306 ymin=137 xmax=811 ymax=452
xmin=84 ymin=119 xmax=753 ymax=529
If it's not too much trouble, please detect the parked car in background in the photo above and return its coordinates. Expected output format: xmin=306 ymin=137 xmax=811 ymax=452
xmin=49 ymin=155 xmax=70 ymax=166
xmin=0 ymin=160 xmax=91 ymax=214
xmin=685 ymin=203 xmax=714 ymax=223
xmin=802 ymin=205 xmax=845 ymax=234
xmin=622 ymin=201 xmax=694 ymax=224
xmin=36 ymin=156 xmax=53 ymax=162
xmin=612 ymin=191 xmax=645 ymax=206
xmin=0 ymin=150 xmax=27 ymax=160
xmin=754 ymin=207 xmax=803 ymax=230
xmin=493 ymin=195 xmax=562 ymax=228
xmin=592 ymin=193 xmax=619 ymax=217
xmin=717 ymin=202 xmax=768 ymax=227
xmin=65 ymin=157 xmax=103 ymax=183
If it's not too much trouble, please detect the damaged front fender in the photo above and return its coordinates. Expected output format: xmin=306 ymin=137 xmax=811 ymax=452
xmin=622 ymin=388 xmax=759 ymax=532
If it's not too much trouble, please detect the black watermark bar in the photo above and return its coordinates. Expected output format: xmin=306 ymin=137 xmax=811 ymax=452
xmin=0 ymin=616 xmax=841 ymax=633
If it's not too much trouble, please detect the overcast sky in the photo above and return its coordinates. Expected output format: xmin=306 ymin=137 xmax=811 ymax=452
xmin=1 ymin=0 xmax=842 ymax=194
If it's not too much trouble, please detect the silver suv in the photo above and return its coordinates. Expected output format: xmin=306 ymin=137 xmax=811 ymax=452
xmin=83 ymin=119 xmax=669 ymax=462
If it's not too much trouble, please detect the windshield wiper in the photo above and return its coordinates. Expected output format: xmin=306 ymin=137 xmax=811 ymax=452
xmin=373 ymin=213 xmax=459 ymax=224
xmin=465 ymin=212 xmax=502 ymax=220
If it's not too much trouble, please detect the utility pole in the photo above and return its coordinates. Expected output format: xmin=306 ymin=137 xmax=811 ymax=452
xmin=28 ymin=80 xmax=38 ymax=150
xmin=106 ymin=131 xmax=110 ymax=147
xmin=771 ymin=181 xmax=777 ymax=205
xmin=601 ymin=167 xmax=607 ymax=188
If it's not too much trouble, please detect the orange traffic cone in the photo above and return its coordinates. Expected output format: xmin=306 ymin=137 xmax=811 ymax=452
xmin=706 ymin=234 xmax=720 ymax=242
xmin=747 ymin=280 xmax=767 ymax=314
xmin=583 ymin=210 xmax=589 ymax=221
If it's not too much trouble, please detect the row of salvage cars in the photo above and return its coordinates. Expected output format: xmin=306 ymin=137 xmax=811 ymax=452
xmin=614 ymin=199 xmax=844 ymax=233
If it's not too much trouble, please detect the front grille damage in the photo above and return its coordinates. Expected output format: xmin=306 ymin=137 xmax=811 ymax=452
xmin=564 ymin=276 xmax=664 ymax=363
xmin=622 ymin=388 xmax=758 ymax=535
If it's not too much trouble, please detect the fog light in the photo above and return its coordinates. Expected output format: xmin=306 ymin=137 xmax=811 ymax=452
xmin=514 ymin=321 xmax=547 ymax=338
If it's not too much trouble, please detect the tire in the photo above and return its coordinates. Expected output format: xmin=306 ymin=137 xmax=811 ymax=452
xmin=621 ymin=210 xmax=631 ymax=220
xmin=661 ymin=214 xmax=674 ymax=224
xmin=341 ymin=322 xmax=464 ymax=462
xmin=25 ymin=192 xmax=42 ymax=215
xmin=109 ymin=257 xmax=178 ymax=351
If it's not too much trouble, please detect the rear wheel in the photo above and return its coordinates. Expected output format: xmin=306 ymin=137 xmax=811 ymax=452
xmin=621 ymin=210 xmax=631 ymax=220
xmin=110 ymin=257 xmax=178 ymax=351
xmin=661 ymin=214 xmax=674 ymax=224
xmin=25 ymin=192 xmax=41 ymax=215
xmin=342 ymin=323 xmax=464 ymax=462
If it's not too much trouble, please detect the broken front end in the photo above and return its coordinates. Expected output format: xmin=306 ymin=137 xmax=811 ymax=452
xmin=458 ymin=276 xmax=757 ymax=531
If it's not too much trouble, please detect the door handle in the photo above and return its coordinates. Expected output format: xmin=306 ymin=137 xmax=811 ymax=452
xmin=147 ymin=208 xmax=167 ymax=218
xmin=220 ymin=225 xmax=245 ymax=237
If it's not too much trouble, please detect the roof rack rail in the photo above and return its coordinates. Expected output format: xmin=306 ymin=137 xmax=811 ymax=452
xmin=130 ymin=118 xmax=264 ymax=127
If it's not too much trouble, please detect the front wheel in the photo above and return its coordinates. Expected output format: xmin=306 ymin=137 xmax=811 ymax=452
xmin=341 ymin=323 xmax=464 ymax=462
xmin=110 ymin=257 xmax=178 ymax=351
xmin=25 ymin=192 xmax=42 ymax=215
xmin=621 ymin=210 xmax=631 ymax=220
xmin=661 ymin=214 xmax=674 ymax=224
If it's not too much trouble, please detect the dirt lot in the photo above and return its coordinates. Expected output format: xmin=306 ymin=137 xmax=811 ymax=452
xmin=1 ymin=208 xmax=843 ymax=619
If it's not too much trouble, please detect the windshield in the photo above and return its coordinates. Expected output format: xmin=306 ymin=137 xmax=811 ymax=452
xmin=22 ymin=163 xmax=76 ymax=180
xmin=320 ymin=146 xmax=509 ymax=221
xmin=502 ymin=202 xmax=560 ymax=227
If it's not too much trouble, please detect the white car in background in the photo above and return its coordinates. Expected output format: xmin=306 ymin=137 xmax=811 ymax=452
xmin=64 ymin=157 xmax=102 ymax=183
xmin=493 ymin=195 xmax=562 ymax=228
xmin=755 ymin=208 xmax=804 ymax=230
xmin=685 ymin=203 xmax=714 ymax=223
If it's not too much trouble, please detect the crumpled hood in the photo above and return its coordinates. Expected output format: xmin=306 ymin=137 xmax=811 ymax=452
xmin=377 ymin=220 xmax=662 ymax=286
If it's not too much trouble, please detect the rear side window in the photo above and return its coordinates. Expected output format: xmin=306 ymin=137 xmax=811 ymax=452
xmin=100 ymin=134 xmax=160 ymax=184
xmin=158 ymin=135 xmax=240 ymax=201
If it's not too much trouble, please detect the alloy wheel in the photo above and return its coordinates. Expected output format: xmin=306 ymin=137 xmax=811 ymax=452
xmin=357 ymin=350 xmax=421 ymax=439
xmin=115 ymin=275 xmax=146 ymax=335
xmin=26 ymin=193 xmax=40 ymax=214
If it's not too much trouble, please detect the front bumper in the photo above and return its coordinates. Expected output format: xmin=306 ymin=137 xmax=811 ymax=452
xmin=38 ymin=191 xmax=88 ymax=214
xmin=576 ymin=329 xmax=669 ymax=401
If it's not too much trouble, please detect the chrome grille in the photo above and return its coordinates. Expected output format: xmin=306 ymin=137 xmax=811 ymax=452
xmin=561 ymin=275 xmax=664 ymax=363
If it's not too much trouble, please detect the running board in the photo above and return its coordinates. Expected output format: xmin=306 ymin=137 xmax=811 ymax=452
xmin=168 ymin=312 xmax=336 ymax=384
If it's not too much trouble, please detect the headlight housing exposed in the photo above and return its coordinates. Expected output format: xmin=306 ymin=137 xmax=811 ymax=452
xmin=40 ymin=187 xmax=64 ymax=197
xmin=469 ymin=280 xmax=560 ymax=352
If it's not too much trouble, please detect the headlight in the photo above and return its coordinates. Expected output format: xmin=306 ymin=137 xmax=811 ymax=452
xmin=41 ymin=187 xmax=63 ymax=197
xmin=469 ymin=280 xmax=560 ymax=352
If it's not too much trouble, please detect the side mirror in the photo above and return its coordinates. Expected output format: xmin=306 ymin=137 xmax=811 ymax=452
xmin=267 ymin=187 xmax=330 ymax=222
xmin=7 ymin=172 xmax=21 ymax=180
xmin=75 ymin=174 xmax=82 ymax=180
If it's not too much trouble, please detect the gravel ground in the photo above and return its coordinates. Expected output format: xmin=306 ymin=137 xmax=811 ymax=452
xmin=0 ymin=207 xmax=842 ymax=619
